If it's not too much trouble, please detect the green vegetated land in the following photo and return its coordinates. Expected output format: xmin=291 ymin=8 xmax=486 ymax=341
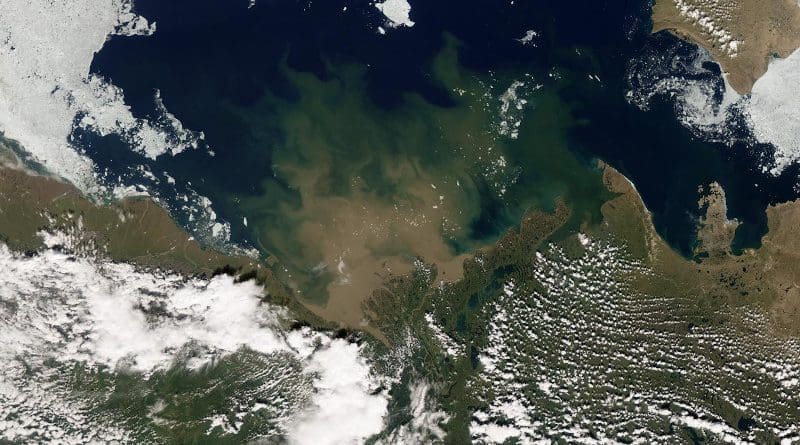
xmin=0 ymin=139 xmax=317 ymax=322
xmin=365 ymin=164 xmax=800 ymax=443
xmin=3 ymin=32 xmax=800 ymax=441
xmin=4 ymin=122 xmax=800 ymax=443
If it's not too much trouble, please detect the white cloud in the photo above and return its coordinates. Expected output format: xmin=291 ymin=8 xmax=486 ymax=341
xmin=377 ymin=381 xmax=449 ymax=444
xmin=0 ymin=241 xmax=388 ymax=443
xmin=287 ymin=334 xmax=389 ymax=445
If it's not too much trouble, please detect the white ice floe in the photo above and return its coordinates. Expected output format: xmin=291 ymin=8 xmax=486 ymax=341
xmin=494 ymin=77 xmax=543 ymax=140
xmin=626 ymin=42 xmax=742 ymax=143
xmin=375 ymin=0 xmax=415 ymax=28
xmin=746 ymin=49 xmax=800 ymax=175
xmin=628 ymin=36 xmax=800 ymax=176
xmin=498 ymin=81 xmax=528 ymax=139
xmin=0 ymin=0 xmax=200 ymax=192
xmin=77 ymin=86 xmax=205 ymax=160
xmin=517 ymin=30 xmax=539 ymax=47
xmin=0 ymin=241 xmax=388 ymax=443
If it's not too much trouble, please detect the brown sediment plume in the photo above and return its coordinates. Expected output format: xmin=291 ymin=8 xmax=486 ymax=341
xmin=363 ymin=195 xmax=572 ymax=347
xmin=263 ymin=153 xmax=479 ymax=336
xmin=235 ymin=60 xmax=518 ymax=336
xmin=652 ymin=0 xmax=800 ymax=93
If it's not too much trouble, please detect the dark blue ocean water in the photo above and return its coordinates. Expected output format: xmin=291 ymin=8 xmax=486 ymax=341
xmin=84 ymin=0 xmax=800 ymax=258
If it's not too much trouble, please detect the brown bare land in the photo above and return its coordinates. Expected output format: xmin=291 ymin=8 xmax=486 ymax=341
xmin=652 ymin=0 xmax=800 ymax=93
xmin=600 ymin=162 xmax=800 ymax=337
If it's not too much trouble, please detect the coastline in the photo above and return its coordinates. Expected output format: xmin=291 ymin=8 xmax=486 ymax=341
xmin=651 ymin=0 xmax=800 ymax=93
xmin=0 ymin=145 xmax=333 ymax=328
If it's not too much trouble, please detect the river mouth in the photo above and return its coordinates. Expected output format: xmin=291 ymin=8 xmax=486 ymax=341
xmin=81 ymin=0 xmax=800 ymax=327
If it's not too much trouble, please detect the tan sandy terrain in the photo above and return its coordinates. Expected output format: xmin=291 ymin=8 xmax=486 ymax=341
xmin=600 ymin=162 xmax=800 ymax=337
xmin=694 ymin=182 xmax=740 ymax=258
xmin=652 ymin=0 xmax=800 ymax=93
